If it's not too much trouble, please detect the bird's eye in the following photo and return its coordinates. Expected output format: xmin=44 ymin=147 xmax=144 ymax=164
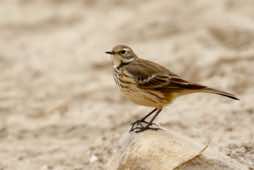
xmin=119 ymin=50 xmax=127 ymax=55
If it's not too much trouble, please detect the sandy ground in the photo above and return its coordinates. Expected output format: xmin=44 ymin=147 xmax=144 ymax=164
xmin=0 ymin=0 xmax=253 ymax=169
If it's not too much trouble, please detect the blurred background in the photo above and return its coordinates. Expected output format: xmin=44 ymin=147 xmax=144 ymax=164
xmin=0 ymin=0 xmax=253 ymax=169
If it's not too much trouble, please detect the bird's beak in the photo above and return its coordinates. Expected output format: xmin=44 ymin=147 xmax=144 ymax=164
xmin=105 ymin=51 xmax=114 ymax=55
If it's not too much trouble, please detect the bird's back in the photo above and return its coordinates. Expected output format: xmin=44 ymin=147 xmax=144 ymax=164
xmin=120 ymin=58 xmax=239 ymax=100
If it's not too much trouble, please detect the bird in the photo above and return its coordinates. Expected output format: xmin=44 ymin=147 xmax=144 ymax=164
xmin=106 ymin=45 xmax=239 ymax=133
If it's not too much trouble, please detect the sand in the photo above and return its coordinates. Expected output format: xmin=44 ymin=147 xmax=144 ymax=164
xmin=0 ymin=0 xmax=253 ymax=169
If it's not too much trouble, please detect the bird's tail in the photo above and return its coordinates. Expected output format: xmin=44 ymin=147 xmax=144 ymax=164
xmin=201 ymin=87 xmax=239 ymax=100
xmin=169 ymin=77 xmax=239 ymax=100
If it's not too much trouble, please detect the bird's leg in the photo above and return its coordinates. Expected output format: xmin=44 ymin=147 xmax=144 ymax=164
xmin=133 ymin=109 xmax=162 ymax=133
xmin=130 ymin=108 xmax=157 ymax=132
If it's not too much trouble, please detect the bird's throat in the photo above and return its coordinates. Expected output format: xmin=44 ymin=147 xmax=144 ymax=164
xmin=116 ymin=61 xmax=129 ymax=69
xmin=112 ymin=57 xmax=131 ymax=69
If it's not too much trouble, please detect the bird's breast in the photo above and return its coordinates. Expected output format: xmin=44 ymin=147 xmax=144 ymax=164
xmin=113 ymin=68 xmax=174 ymax=107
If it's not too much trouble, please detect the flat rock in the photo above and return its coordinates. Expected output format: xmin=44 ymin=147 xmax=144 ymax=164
xmin=108 ymin=129 xmax=248 ymax=170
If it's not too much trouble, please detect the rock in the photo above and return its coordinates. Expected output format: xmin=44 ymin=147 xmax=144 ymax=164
xmin=107 ymin=129 xmax=248 ymax=170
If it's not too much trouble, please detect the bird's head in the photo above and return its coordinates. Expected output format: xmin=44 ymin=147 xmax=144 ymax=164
xmin=106 ymin=45 xmax=137 ymax=68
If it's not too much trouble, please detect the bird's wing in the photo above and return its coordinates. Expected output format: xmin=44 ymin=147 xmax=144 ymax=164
xmin=137 ymin=73 xmax=206 ymax=90
xmin=125 ymin=58 xmax=206 ymax=90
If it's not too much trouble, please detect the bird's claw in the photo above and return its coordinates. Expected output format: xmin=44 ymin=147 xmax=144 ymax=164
xmin=129 ymin=119 xmax=159 ymax=133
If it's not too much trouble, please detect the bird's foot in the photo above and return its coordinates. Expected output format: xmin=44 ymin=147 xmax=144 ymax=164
xmin=129 ymin=119 xmax=159 ymax=133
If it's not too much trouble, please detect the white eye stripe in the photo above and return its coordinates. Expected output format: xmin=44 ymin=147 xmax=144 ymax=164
xmin=120 ymin=48 xmax=130 ymax=53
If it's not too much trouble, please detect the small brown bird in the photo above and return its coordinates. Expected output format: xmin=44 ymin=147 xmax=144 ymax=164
xmin=106 ymin=45 xmax=239 ymax=133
